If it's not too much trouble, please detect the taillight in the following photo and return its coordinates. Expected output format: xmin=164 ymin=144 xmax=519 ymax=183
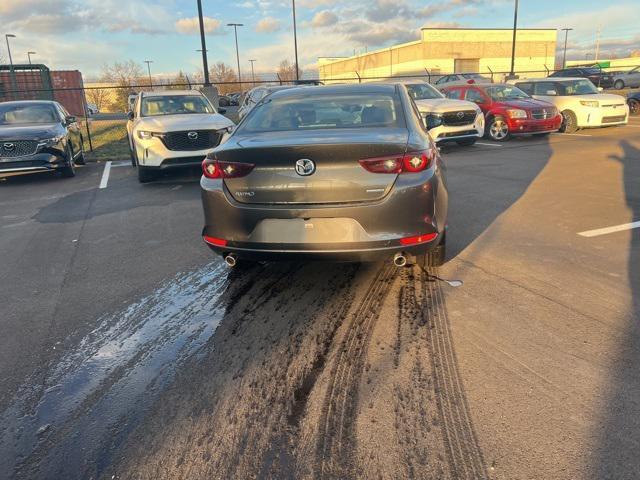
xmin=203 ymin=235 xmax=227 ymax=247
xmin=400 ymin=232 xmax=438 ymax=245
xmin=359 ymin=150 xmax=433 ymax=174
xmin=202 ymin=157 xmax=255 ymax=179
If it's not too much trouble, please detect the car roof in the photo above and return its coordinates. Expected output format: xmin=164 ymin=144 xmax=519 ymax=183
xmin=0 ymin=100 xmax=57 ymax=106
xmin=267 ymin=83 xmax=398 ymax=100
xmin=368 ymin=78 xmax=430 ymax=85
xmin=141 ymin=90 xmax=204 ymax=97
xmin=516 ymin=77 xmax=588 ymax=82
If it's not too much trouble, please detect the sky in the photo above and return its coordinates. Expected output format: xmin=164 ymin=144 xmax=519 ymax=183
xmin=0 ymin=0 xmax=638 ymax=79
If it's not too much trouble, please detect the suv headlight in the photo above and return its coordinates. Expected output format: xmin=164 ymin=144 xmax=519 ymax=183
xmin=37 ymin=135 xmax=65 ymax=147
xmin=580 ymin=100 xmax=599 ymax=107
xmin=506 ymin=109 xmax=527 ymax=119
xmin=137 ymin=130 xmax=164 ymax=140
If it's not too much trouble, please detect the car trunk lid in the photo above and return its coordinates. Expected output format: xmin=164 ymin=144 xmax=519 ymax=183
xmin=217 ymin=128 xmax=409 ymax=205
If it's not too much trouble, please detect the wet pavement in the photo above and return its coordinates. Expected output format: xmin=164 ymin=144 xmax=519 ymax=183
xmin=1 ymin=120 xmax=640 ymax=479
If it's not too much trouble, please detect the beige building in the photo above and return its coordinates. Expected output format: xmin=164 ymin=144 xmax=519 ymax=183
xmin=319 ymin=28 xmax=557 ymax=83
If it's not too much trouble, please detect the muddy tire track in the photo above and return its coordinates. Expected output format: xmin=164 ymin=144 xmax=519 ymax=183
xmin=316 ymin=263 xmax=397 ymax=479
xmin=422 ymin=266 xmax=487 ymax=480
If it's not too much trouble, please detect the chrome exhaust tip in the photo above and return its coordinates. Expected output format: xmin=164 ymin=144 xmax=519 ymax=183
xmin=393 ymin=252 xmax=407 ymax=267
xmin=224 ymin=254 xmax=237 ymax=267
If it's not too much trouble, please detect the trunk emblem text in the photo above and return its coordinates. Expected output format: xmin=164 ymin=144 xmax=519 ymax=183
xmin=295 ymin=159 xmax=315 ymax=176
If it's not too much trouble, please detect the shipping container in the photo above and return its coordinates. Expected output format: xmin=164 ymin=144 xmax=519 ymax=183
xmin=0 ymin=64 xmax=88 ymax=117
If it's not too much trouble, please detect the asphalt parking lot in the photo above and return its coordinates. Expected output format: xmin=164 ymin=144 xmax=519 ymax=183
xmin=1 ymin=118 xmax=639 ymax=479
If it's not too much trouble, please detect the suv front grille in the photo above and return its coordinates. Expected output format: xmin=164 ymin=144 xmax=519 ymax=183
xmin=531 ymin=108 xmax=556 ymax=120
xmin=0 ymin=140 xmax=38 ymax=158
xmin=441 ymin=110 xmax=477 ymax=126
xmin=161 ymin=130 xmax=222 ymax=151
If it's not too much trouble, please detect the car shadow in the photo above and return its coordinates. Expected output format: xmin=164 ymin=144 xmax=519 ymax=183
xmin=595 ymin=139 xmax=640 ymax=479
xmin=443 ymin=135 xmax=553 ymax=259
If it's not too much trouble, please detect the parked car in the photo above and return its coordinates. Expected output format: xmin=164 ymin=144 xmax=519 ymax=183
xmin=126 ymin=90 xmax=234 ymax=183
xmin=434 ymin=73 xmax=491 ymax=88
xmin=238 ymin=85 xmax=302 ymax=120
xmin=440 ymin=83 xmax=561 ymax=141
xmin=86 ymin=103 xmax=99 ymax=115
xmin=201 ymin=83 xmax=448 ymax=267
xmin=549 ymin=67 xmax=614 ymax=89
xmin=395 ymin=79 xmax=484 ymax=146
xmin=612 ymin=66 xmax=640 ymax=90
xmin=0 ymin=100 xmax=85 ymax=178
xmin=513 ymin=78 xmax=629 ymax=132
xmin=626 ymin=91 xmax=640 ymax=116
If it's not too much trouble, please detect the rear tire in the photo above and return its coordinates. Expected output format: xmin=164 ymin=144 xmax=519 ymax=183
xmin=560 ymin=110 xmax=578 ymax=133
xmin=614 ymin=80 xmax=624 ymax=90
xmin=456 ymin=138 xmax=477 ymax=146
xmin=629 ymin=99 xmax=640 ymax=116
xmin=137 ymin=166 xmax=157 ymax=183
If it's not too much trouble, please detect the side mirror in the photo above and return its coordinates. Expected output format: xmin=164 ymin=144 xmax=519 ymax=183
xmin=65 ymin=115 xmax=76 ymax=125
xmin=127 ymin=111 xmax=135 ymax=121
xmin=218 ymin=108 xmax=227 ymax=114
xmin=422 ymin=114 xmax=443 ymax=130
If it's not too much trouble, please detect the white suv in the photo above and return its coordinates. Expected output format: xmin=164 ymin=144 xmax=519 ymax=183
xmin=400 ymin=80 xmax=484 ymax=146
xmin=127 ymin=90 xmax=234 ymax=183
xmin=513 ymin=78 xmax=629 ymax=133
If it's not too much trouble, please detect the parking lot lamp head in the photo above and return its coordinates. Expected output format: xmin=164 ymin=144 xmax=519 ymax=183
xmin=27 ymin=51 xmax=36 ymax=64
xmin=5 ymin=34 xmax=16 ymax=67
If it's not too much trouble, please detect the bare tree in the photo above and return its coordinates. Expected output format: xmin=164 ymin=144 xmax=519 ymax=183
xmin=277 ymin=59 xmax=303 ymax=83
xmin=210 ymin=62 xmax=237 ymax=95
xmin=85 ymin=87 xmax=110 ymax=111
xmin=101 ymin=60 xmax=144 ymax=110
xmin=168 ymin=70 xmax=190 ymax=90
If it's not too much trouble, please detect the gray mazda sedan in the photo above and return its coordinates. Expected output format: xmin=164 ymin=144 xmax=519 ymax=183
xmin=200 ymin=83 xmax=448 ymax=267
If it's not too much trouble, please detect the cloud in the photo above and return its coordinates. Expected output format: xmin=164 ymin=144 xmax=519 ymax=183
xmin=175 ymin=17 xmax=223 ymax=35
xmin=311 ymin=11 xmax=339 ymax=28
xmin=297 ymin=0 xmax=337 ymax=7
xmin=255 ymin=17 xmax=281 ymax=33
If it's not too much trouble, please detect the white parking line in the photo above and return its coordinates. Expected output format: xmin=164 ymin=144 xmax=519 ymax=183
xmin=578 ymin=221 xmax=640 ymax=238
xmin=474 ymin=142 xmax=503 ymax=147
xmin=99 ymin=161 xmax=112 ymax=189
xmin=111 ymin=161 xmax=130 ymax=167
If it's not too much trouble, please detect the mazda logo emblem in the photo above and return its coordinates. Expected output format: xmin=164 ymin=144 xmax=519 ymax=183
xmin=456 ymin=111 xmax=464 ymax=119
xmin=187 ymin=131 xmax=198 ymax=140
xmin=3 ymin=143 xmax=15 ymax=151
xmin=295 ymin=159 xmax=315 ymax=176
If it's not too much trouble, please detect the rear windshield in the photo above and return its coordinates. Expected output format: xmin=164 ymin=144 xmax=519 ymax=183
xmin=239 ymin=93 xmax=405 ymax=133
xmin=406 ymin=83 xmax=443 ymax=100
xmin=141 ymin=95 xmax=214 ymax=116
xmin=0 ymin=104 xmax=58 ymax=125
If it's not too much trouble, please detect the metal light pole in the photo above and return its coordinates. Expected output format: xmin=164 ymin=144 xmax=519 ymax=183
xmin=292 ymin=0 xmax=300 ymax=82
xmin=561 ymin=28 xmax=573 ymax=69
xmin=508 ymin=0 xmax=519 ymax=79
xmin=227 ymin=23 xmax=244 ymax=88
xmin=197 ymin=0 xmax=211 ymax=86
xmin=27 ymin=51 xmax=36 ymax=64
xmin=248 ymin=59 xmax=256 ymax=87
xmin=144 ymin=60 xmax=153 ymax=88
xmin=5 ymin=34 xmax=16 ymax=98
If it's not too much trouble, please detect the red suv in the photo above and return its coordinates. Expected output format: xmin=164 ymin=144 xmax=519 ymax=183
xmin=440 ymin=83 xmax=562 ymax=141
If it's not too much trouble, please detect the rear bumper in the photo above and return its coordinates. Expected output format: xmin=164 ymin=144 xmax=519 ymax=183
xmin=0 ymin=152 xmax=69 ymax=174
xmin=508 ymin=116 xmax=562 ymax=134
xmin=202 ymin=236 xmax=442 ymax=262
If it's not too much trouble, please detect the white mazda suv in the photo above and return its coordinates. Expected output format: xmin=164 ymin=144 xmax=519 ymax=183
xmin=127 ymin=90 xmax=234 ymax=183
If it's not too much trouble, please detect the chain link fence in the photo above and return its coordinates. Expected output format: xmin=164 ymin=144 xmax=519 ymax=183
xmin=1 ymin=64 xmax=638 ymax=162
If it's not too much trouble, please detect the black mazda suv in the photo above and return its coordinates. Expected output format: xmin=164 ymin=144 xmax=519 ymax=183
xmin=0 ymin=100 xmax=85 ymax=178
